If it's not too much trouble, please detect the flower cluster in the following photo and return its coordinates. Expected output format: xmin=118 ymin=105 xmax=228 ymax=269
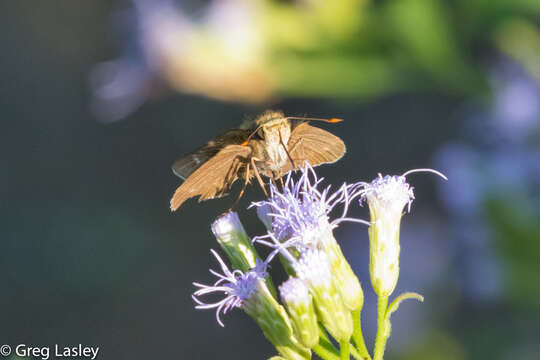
xmin=192 ymin=164 xmax=446 ymax=360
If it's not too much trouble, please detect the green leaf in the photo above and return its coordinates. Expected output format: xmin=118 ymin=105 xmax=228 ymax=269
xmin=387 ymin=292 xmax=424 ymax=317
xmin=384 ymin=292 xmax=424 ymax=337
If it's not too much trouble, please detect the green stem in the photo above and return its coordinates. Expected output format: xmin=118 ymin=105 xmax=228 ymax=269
xmin=340 ymin=340 xmax=350 ymax=360
xmin=318 ymin=323 xmax=331 ymax=342
xmin=349 ymin=345 xmax=363 ymax=360
xmin=313 ymin=343 xmax=340 ymax=360
xmin=316 ymin=326 xmax=340 ymax=360
xmin=352 ymin=309 xmax=371 ymax=360
xmin=373 ymin=296 xmax=389 ymax=360
xmin=319 ymin=337 xmax=339 ymax=354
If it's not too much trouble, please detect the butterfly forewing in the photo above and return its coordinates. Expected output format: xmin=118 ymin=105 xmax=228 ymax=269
xmin=170 ymin=144 xmax=252 ymax=211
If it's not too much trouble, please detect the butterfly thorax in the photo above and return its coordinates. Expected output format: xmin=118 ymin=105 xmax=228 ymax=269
xmin=250 ymin=115 xmax=292 ymax=177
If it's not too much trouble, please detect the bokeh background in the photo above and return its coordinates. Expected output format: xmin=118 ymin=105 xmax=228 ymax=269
xmin=1 ymin=0 xmax=540 ymax=359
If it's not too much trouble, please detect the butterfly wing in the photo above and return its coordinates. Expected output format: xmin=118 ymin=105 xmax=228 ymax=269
xmin=171 ymin=129 xmax=251 ymax=180
xmin=172 ymin=149 xmax=216 ymax=180
xmin=170 ymin=144 xmax=252 ymax=211
xmin=283 ymin=122 xmax=346 ymax=173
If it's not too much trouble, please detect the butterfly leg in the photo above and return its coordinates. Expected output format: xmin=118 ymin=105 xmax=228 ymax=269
xmin=251 ymin=157 xmax=269 ymax=197
xmin=231 ymin=163 xmax=251 ymax=210
xmin=279 ymin=132 xmax=296 ymax=169
xmin=288 ymin=137 xmax=306 ymax=168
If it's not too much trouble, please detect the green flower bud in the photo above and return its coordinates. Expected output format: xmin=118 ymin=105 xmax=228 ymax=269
xmin=294 ymin=250 xmax=353 ymax=342
xmin=244 ymin=278 xmax=311 ymax=360
xmin=212 ymin=212 xmax=278 ymax=297
xmin=318 ymin=226 xmax=364 ymax=311
xmin=212 ymin=211 xmax=258 ymax=272
xmin=280 ymin=277 xmax=319 ymax=348
xmin=363 ymin=174 xmax=414 ymax=297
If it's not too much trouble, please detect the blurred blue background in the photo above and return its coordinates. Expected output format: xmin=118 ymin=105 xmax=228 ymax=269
xmin=1 ymin=0 xmax=539 ymax=359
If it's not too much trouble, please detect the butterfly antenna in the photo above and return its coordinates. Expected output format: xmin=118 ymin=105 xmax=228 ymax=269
xmin=241 ymin=124 xmax=264 ymax=146
xmin=286 ymin=116 xmax=343 ymax=123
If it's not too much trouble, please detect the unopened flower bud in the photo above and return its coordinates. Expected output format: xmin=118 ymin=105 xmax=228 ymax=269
xmin=212 ymin=211 xmax=259 ymax=273
xmin=294 ymin=250 xmax=353 ymax=341
xmin=363 ymin=174 xmax=414 ymax=297
xmin=280 ymin=277 xmax=319 ymax=348
xmin=243 ymin=277 xmax=311 ymax=360
xmin=320 ymin=229 xmax=364 ymax=311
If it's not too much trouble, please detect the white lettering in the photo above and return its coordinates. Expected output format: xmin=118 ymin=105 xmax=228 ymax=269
xmin=16 ymin=345 xmax=49 ymax=360
xmin=16 ymin=344 xmax=98 ymax=359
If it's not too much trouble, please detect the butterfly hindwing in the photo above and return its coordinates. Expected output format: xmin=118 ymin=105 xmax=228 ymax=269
xmin=171 ymin=129 xmax=251 ymax=180
xmin=284 ymin=122 xmax=346 ymax=172
xmin=172 ymin=149 xmax=215 ymax=180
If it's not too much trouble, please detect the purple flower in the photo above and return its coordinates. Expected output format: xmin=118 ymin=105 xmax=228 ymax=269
xmin=192 ymin=249 xmax=267 ymax=327
xmin=252 ymin=163 xmax=368 ymax=254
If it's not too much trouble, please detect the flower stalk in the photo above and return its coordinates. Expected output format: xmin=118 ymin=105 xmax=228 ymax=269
xmin=352 ymin=309 xmax=371 ymax=360
xmin=373 ymin=296 xmax=389 ymax=360
xmin=340 ymin=340 xmax=350 ymax=360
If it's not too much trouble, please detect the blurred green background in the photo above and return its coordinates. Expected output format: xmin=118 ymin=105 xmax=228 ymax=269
xmin=1 ymin=0 xmax=539 ymax=359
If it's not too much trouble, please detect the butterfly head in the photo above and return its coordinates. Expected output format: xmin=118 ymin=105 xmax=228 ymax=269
xmin=254 ymin=110 xmax=291 ymax=146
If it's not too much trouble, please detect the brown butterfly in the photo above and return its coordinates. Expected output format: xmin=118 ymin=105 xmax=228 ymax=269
xmin=170 ymin=110 xmax=346 ymax=211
